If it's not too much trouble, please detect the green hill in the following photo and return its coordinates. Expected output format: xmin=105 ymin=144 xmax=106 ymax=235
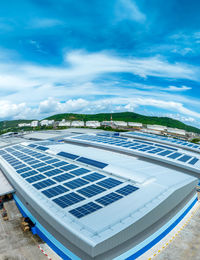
xmin=46 ymin=112 xmax=200 ymax=134
xmin=0 ymin=120 xmax=33 ymax=129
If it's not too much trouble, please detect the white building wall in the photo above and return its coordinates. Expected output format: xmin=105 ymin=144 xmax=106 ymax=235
xmin=40 ymin=120 xmax=54 ymax=126
xmin=113 ymin=121 xmax=128 ymax=127
xmin=71 ymin=121 xmax=85 ymax=127
xmin=86 ymin=121 xmax=101 ymax=128
xmin=167 ymin=128 xmax=186 ymax=136
xmin=59 ymin=121 xmax=71 ymax=127
xmin=147 ymin=125 xmax=167 ymax=131
xmin=128 ymin=122 xmax=143 ymax=127
xmin=31 ymin=121 xmax=39 ymax=127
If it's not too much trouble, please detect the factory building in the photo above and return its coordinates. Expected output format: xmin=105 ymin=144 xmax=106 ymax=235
xmin=0 ymin=129 xmax=199 ymax=259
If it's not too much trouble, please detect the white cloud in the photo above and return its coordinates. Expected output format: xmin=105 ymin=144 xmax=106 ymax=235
xmin=0 ymin=100 xmax=29 ymax=119
xmin=0 ymin=50 xmax=198 ymax=96
xmin=64 ymin=51 xmax=197 ymax=80
xmin=0 ymin=50 xmax=199 ymax=125
xmin=38 ymin=97 xmax=89 ymax=114
xmin=167 ymin=85 xmax=192 ymax=91
xmin=116 ymin=0 xmax=146 ymax=23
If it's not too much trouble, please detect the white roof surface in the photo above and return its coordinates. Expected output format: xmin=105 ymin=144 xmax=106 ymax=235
xmin=0 ymin=170 xmax=14 ymax=196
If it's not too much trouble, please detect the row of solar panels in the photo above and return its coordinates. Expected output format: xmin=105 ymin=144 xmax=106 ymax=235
xmin=72 ymin=135 xmax=199 ymax=166
xmin=0 ymin=145 xmax=139 ymax=218
xmin=126 ymin=132 xmax=200 ymax=151
xmin=29 ymin=144 xmax=108 ymax=169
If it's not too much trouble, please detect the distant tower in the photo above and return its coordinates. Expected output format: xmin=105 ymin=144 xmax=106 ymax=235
xmin=110 ymin=114 xmax=113 ymax=128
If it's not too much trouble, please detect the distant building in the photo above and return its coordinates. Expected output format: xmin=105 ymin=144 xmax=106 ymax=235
xmin=58 ymin=120 xmax=71 ymax=127
xmin=40 ymin=120 xmax=54 ymax=126
xmin=101 ymin=121 xmax=113 ymax=127
xmin=147 ymin=124 xmax=167 ymax=131
xmin=128 ymin=122 xmax=143 ymax=129
xmin=30 ymin=121 xmax=39 ymax=127
xmin=71 ymin=121 xmax=84 ymax=127
xmin=18 ymin=123 xmax=31 ymax=127
xmin=85 ymin=121 xmax=100 ymax=128
xmin=167 ymin=128 xmax=186 ymax=137
xmin=113 ymin=121 xmax=128 ymax=127
xmin=142 ymin=128 xmax=163 ymax=135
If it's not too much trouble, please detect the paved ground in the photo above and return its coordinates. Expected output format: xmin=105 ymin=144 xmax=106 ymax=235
xmin=0 ymin=200 xmax=47 ymax=260
xmin=155 ymin=203 xmax=200 ymax=260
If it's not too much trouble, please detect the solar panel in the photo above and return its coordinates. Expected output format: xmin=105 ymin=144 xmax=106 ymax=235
xmin=21 ymin=170 xmax=38 ymax=178
xmin=53 ymin=173 xmax=74 ymax=182
xmin=95 ymin=192 xmax=123 ymax=206
xmin=36 ymin=146 xmax=49 ymax=151
xmin=69 ymin=168 xmax=90 ymax=176
xmin=77 ymin=184 xmax=106 ymax=198
xmin=60 ymin=164 xmax=78 ymax=171
xmin=31 ymin=162 xmax=47 ymax=169
xmin=155 ymin=144 xmax=177 ymax=151
xmin=157 ymin=150 xmax=173 ymax=156
xmin=37 ymin=165 xmax=55 ymax=173
xmin=69 ymin=202 xmax=102 ymax=218
xmin=53 ymin=192 xmax=85 ymax=208
xmin=178 ymin=155 xmax=192 ymax=163
xmin=45 ymin=158 xmax=60 ymax=164
xmin=26 ymin=159 xmax=41 ymax=165
xmin=26 ymin=174 xmax=46 ymax=183
xmin=188 ymin=158 xmax=199 ymax=165
xmin=12 ymin=163 xmax=27 ymax=170
xmin=43 ymin=168 xmax=63 ymax=177
xmin=64 ymin=178 xmax=89 ymax=189
xmin=57 ymin=151 xmax=79 ymax=160
xmin=82 ymin=172 xmax=105 ymax=182
xmin=97 ymin=178 xmax=122 ymax=189
xmin=33 ymin=179 xmax=56 ymax=190
xmin=42 ymin=185 xmax=68 ymax=198
xmin=8 ymin=160 xmax=20 ymax=166
xmin=28 ymin=144 xmax=37 ymax=148
xmin=41 ymin=156 xmax=54 ymax=161
xmin=167 ymin=152 xmax=182 ymax=159
xmin=16 ymin=167 xmax=32 ymax=174
xmin=77 ymin=157 xmax=108 ymax=169
xmin=147 ymin=148 xmax=163 ymax=154
xmin=52 ymin=161 xmax=69 ymax=167
xmin=116 ymin=185 xmax=139 ymax=196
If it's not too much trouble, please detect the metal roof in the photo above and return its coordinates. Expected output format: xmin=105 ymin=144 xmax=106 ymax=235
xmin=0 ymin=170 xmax=14 ymax=196
xmin=0 ymin=131 xmax=198 ymax=258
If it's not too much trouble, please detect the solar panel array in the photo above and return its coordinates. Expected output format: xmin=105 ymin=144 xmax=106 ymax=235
xmin=126 ymin=132 xmax=200 ymax=151
xmin=0 ymin=144 xmax=139 ymax=219
xmin=72 ymin=134 xmax=199 ymax=166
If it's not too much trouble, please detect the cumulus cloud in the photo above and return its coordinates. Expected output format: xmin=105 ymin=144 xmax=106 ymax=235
xmin=0 ymin=101 xmax=31 ymax=119
xmin=38 ymin=97 xmax=89 ymax=114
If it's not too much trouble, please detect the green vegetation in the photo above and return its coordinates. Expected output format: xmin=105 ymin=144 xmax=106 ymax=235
xmin=191 ymin=138 xmax=200 ymax=143
xmin=0 ymin=112 xmax=199 ymax=135
xmin=46 ymin=112 xmax=200 ymax=134
xmin=0 ymin=120 xmax=32 ymax=129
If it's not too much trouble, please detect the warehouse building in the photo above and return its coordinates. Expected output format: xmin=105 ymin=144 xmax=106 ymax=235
xmin=0 ymin=129 xmax=199 ymax=259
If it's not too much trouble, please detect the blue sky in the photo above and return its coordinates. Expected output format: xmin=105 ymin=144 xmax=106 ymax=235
xmin=0 ymin=0 xmax=200 ymax=127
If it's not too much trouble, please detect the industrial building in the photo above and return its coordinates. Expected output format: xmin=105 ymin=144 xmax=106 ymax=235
xmin=0 ymin=129 xmax=199 ymax=259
